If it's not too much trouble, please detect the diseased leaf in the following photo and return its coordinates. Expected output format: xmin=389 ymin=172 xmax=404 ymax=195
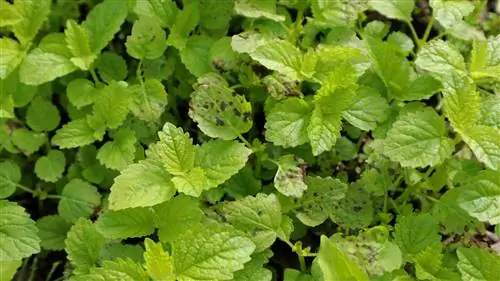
xmin=274 ymin=155 xmax=307 ymax=198
xmin=126 ymin=17 xmax=168 ymax=60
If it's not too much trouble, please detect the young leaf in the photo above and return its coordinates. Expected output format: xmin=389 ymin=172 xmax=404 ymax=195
xmin=52 ymin=119 xmax=98 ymax=149
xmin=274 ymin=155 xmax=307 ymax=198
xmin=0 ymin=38 xmax=24 ymax=79
xmin=458 ymin=169 xmax=500 ymax=224
xmin=171 ymin=221 xmax=256 ymax=281
xmin=11 ymin=0 xmax=51 ymax=45
xmin=109 ymin=159 xmax=176 ymax=210
xmin=317 ymin=236 xmax=370 ymax=281
xmin=221 ymin=193 xmax=284 ymax=252
xmin=265 ymin=98 xmax=312 ymax=148
xmin=97 ymin=128 xmax=137 ymax=171
xmin=26 ymin=97 xmax=61 ymax=132
xmin=65 ymin=19 xmax=96 ymax=70
xmin=96 ymin=207 xmax=155 ymax=239
xmin=166 ymin=2 xmax=199 ymax=50
xmin=19 ymin=33 xmax=78 ymax=85
xmin=368 ymin=0 xmax=414 ymax=22
xmin=0 ymin=200 xmax=40 ymax=261
xmin=92 ymin=81 xmax=131 ymax=130
xmin=154 ymin=195 xmax=203 ymax=243
xmin=148 ymin=122 xmax=195 ymax=176
xmin=382 ymin=108 xmax=453 ymax=168
xmin=0 ymin=1 xmax=21 ymax=27
xmin=81 ymin=0 xmax=128 ymax=53
xmin=36 ymin=215 xmax=72 ymax=251
xmin=34 ymin=150 xmax=66 ymax=182
xmin=143 ymin=238 xmax=175 ymax=281
xmin=126 ymin=17 xmax=167 ymax=60
xmin=457 ymin=247 xmax=500 ymax=281
xmin=442 ymin=76 xmax=480 ymax=132
xmin=189 ymin=73 xmax=253 ymax=140
xmin=66 ymin=78 xmax=99 ymax=109
xmin=0 ymin=161 xmax=21 ymax=199
xmin=65 ymin=218 xmax=106 ymax=267
xmin=58 ymin=179 xmax=101 ymax=222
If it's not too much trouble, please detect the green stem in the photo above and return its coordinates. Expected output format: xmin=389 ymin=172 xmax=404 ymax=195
xmin=421 ymin=16 xmax=435 ymax=44
xmin=298 ymin=254 xmax=307 ymax=272
xmin=46 ymin=262 xmax=61 ymax=281
xmin=89 ymin=68 xmax=102 ymax=87
xmin=407 ymin=22 xmax=420 ymax=50
xmin=136 ymin=60 xmax=144 ymax=86
xmin=236 ymin=133 xmax=252 ymax=149
xmin=15 ymin=183 xmax=37 ymax=194
xmin=28 ymin=256 xmax=38 ymax=281
xmin=45 ymin=194 xmax=64 ymax=200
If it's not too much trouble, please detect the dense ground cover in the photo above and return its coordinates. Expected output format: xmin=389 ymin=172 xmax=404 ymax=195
xmin=1 ymin=0 xmax=500 ymax=280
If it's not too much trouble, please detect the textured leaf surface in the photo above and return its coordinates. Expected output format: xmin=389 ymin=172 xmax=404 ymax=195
xmin=0 ymin=200 xmax=40 ymax=261
xmin=368 ymin=0 xmax=414 ymax=22
xmin=0 ymin=161 xmax=21 ymax=199
xmin=36 ymin=215 xmax=72 ymax=251
xmin=383 ymin=108 xmax=453 ymax=167
xmin=457 ymin=247 xmax=500 ymax=281
xmin=144 ymin=238 xmax=175 ymax=281
xmin=274 ymin=155 xmax=307 ymax=198
xmin=109 ymin=159 xmax=176 ymax=210
xmin=97 ymin=128 xmax=137 ymax=171
xmin=65 ymin=219 xmax=106 ymax=267
xmin=96 ymin=208 xmax=155 ymax=239
xmin=34 ymin=150 xmax=66 ymax=182
xmin=52 ymin=119 xmax=97 ymax=149
xmin=393 ymin=213 xmax=440 ymax=259
xmin=265 ymin=98 xmax=311 ymax=148
xmin=172 ymin=221 xmax=255 ymax=281
xmin=58 ymin=179 xmax=101 ymax=222
xmin=461 ymin=126 xmax=500 ymax=171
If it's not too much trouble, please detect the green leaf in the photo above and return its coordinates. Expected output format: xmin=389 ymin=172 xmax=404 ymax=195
xmin=12 ymin=0 xmax=51 ymax=45
xmin=457 ymin=247 xmax=500 ymax=281
xmin=128 ymin=79 xmax=168 ymax=122
xmin=109 ymin=159 xmax=176 ymax=210
xmin=222 ymin=165 xmax=262 ymax=199
xmin=311 ymin=0 xmax=365 ymax=28
xmin=415 ymin=40 xmax=467 ymax=86
xmin=36 ymin=215 xmax=72 ymax=250
xmin=413 ymin=242 xmax=460 ymax=281
xmin=274 ymin=155 xmax=307 ymax=198
xmin=434 ymin=188 xmax=481 ymax=234
xmin=317 ymin=236 xmax=370 ymax=281
xmin=458 ymin=169 xmax=500 ymax=224
xmin=0 ymin=260 xmax=22 ymax=281
xmin=0 ymin=161 xmax=21 ymax=199
xmin=342 ymin=86 xmax=389 ymax=131
xmin=402 ymin=74 xmax=443 ymax=101
xmin=196 ymin=139 xmax=252 ymax=189
xmin=0 ymin=200 xmax=40 ymax=261
xmin=126 ymin=17 xmax=167 ymax=60
xmin=95 ymin=52 xmax=128 ymax=83
xmin=233 ymin=251 xmax=273 ymax=281
xmin=199 ymin=0 xmax=234 ymax=35
xmin=295 ymin=176 xmax=347 ymax=227
xmin=100 ymin=243 xmax=145 ymax=263
xmin=148 ymin=122 xmax=195 ymax=176
xmin=52 ymin=119 xmax=98 ymax=149
xmin=166 ymin=2 xmax=199 ymax=50
xmin=0 ymin=1 xmax=22 ymax=27
xmin=58 ymin=179 xmax=101 ymax=222
xmin=19 ymin=33 xmax=78 ymax=85
xmin=265 ymin=98 xmax=311 ymax=148
xmin=69 ymin=259 xmax=149 ymax=281
xmin=382 ymin=108 xmax=454 ymax=168
xmin=81 ymin=0 xmax=128 ymax=53
xmin=65 ymin=218 xmax=106 ymax=267
xmin=442 ymin=76 xmax=480 ymax=132
xmin=330 ymin=187 xmax=373 ymax=229
xmin=26 ymin=97 xmax=61 ymax=132
xmin=284 ymin=269 xmax=315 ymax=281
xmin=430 ymin=0 xmax=474 ymax=29
xmin=66 ymin=78 xmax=99 ymax=109
xmin=133 ymin=0 xmax=178 ymax=28
xmin=189 ymin=73 xmax=253 ymax=140
xmin=65 ymin=19 xmax=96 ymax=70
xmin=234 ymin=0 xmax=285 ymax=22
xmin=97 ymin=128 xmax=137 ymax=171
xmin=0 ymin=38 xmax=24 ymax=79
xmin=368 ymin=0 xmax=414 ymax=22
xmin=221 ymin=193 xmax=283 ymax=252
xmin=250 ymin=40 xmax=313 ymax=81
xmin=180 ymin=35 xmax=215 ymax=77
xmin=172 ymin=221 xmax=255 ymax=281
xmin=34 ymin=150 xmax=66 ymax=182
xmin=480 ymin=94 xmax=500 ymax=129
xmin=170 ymin=167 xmax=208 ymax=197
xmin=96 ymin=207 xmax=155 ymax=239
xmin=11 ymin=128 xmax=46 ymax=155
xmin=144 ymin=238 xmax=175 ymax=281
xmin=92 ymin=81 xmax=131 ymax=130
xmin=461 ymin=126 xmax=500 ymax=171
xmin=393 ymin=213 xmax=440 ymax=260
xmin=154 ymin=195 xmax=203 ymax=243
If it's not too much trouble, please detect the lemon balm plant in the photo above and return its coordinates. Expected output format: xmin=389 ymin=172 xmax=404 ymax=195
xmin=0 ymin=0 xmax=499 ymax=280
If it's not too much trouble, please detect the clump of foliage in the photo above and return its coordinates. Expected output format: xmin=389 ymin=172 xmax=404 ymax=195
xmin=1 ymin=0 xmax=499 ymax=280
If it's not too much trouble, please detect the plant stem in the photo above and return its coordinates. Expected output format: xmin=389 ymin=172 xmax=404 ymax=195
xmin=421 ymin=16 xmax=435 ymax=44
xmin=45 ymin=194 xmax=64 ymax=200
xmin=89 ymin=68 xmax=102 ymax=87
xmin=407 ymin=22 xmax=420 ymax=50
xmin=28 ymin=256 xmax=38 ymax=281
xmin=237 ymin=133 xmax=252 ymax=149
xmin=15 ymin=183 xmax=37 ymax=194
xmin=298 ymin=254 xmax=307 ymax=272
xmin=45 ymin=262 xmax=61 ymax=281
